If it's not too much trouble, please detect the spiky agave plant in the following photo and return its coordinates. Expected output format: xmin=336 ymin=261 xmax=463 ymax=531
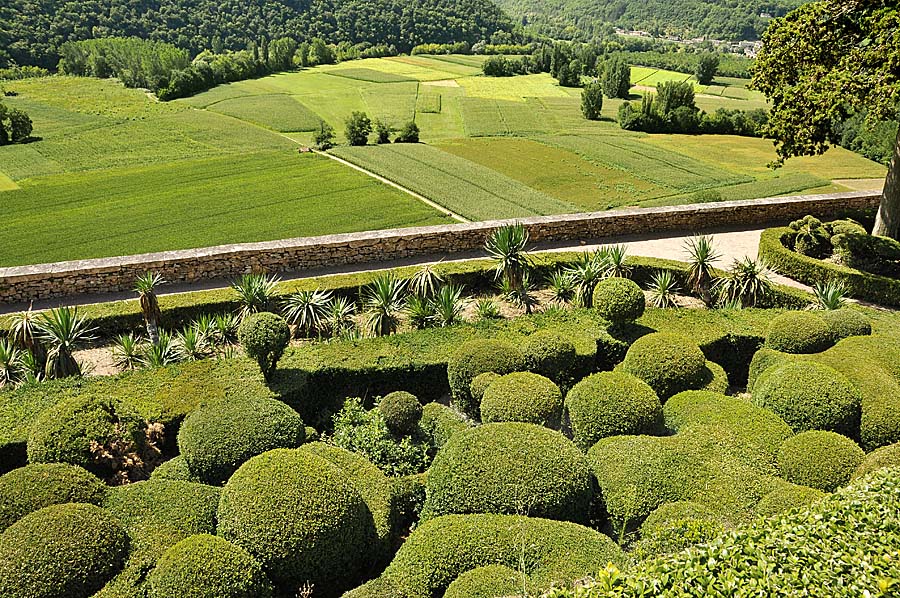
xmin=282 ymin=289 xmax=333 ymax=338
xmin=8 ymin=304 xmax=47 ymax=374
xmin=409 ymin=262 xmax=445 ymax=299
xmin=683 ymin=235 xmax=721 ymax=305
xmin=546 ymin=270 xmax=576 ymax=304
xmin=213 ymin=313 xmax=240 ymax=346
xmin=647 ymin=270 xmax=681 ymax=308
xmin=362 ymin=273 xmax=407 ymax=337
xmin=326 ymin=296 xmax=357 ymax=338
xmin=811 ymin=280 xmax=849 ymax=310
xmin=715 ymin=257 xmax=773 ymax=308
xmin=475 ymin=298 xmax=502 ymax=321
xmin=405 ymin=294 xmax=435 ymax=330
xmin=134 ymin=272 xmax=165 ymax=345
xmin=603 ymin=245 xmax=631 ymax=278
xmin=175 ymin=326 xmax=212 ymax=361
xmin=141 ymin=330 xmax=180 ymax=368
xmin=430 ymin=284 xmax=466 ymax=327
xmin=111 ymin=333 xmax=145 ymax=371
xmin=35 ymin=306 xmax=95 ymax=379
xmin=565 ymin=251 xmax=606 ymax=308
xmin=0 ymin=339 xmax=23 ymax=387
xmin=485 ymin=223 xmax=534 ymax=313
xmin=231 ymin=273 xmax=281 ymax=318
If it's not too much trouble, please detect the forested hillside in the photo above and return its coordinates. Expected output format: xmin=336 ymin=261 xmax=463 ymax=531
xmin=0 ymin=0 xmax=513 ymax=68
xmin=495 ymin=0 xmax=806 ymax=41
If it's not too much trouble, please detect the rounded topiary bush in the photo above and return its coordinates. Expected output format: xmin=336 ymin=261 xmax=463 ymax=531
xmin=522 ymin=331 xmax=577 ymax=381
xmin=26 ymin=395 xmax=152 ymax=482
xmin=238 ymin=312 xmax=290 ymax=382
xmin=765 ymin=312 xmax=833 ymax=354
xmin=634 ymin=501 xmax=724 ymax=559
xmin=640 ymin=501 xmax=721 ymax=536
xmin=104 ymin=479 xmax=221 ymax=542
xmin=777 ymin=431 xmax=865 ymax=492
xmin=852 ymin=442 xmax=900 ymax=480
xmin=480 ymin=372 xmax=563 ymax=428
xmin=0 ymin=463 xmax=106 ymax=532
xmin=752 ymin=362 xmax=861 ymax=436
xmin=0 ymin=503 xmax=129 ymax=598
xmin=148 ymin=534 xmax=274 ymax=598
xmin=423 ymin=423 xmax=592 ymax=523
xmin=470 ymin=372 xmax=501 ymax=407
xmin=447 ymin=339 xmax=526 ymax=417
xmin=151 ymin=455 xmax=202 ymax=483
xmin=378 ymin=391 xmax=423 ymax=437
xmin=593 ymin=277 xmax=645 ymax=325
xmin=698 ymin=361 xmax=729 ymax=394
xmin=178 ymin=396 xmax=306 ymax=485
xmin=821 ymin=308 xmax=872 ymax=343
xmin=419 ymin=403 xmax=471 ymax=451
xmin=754 ymin=484 xmax=826 ymax=518
xmin=747 ymin=347 xmax=791 ymax=391
xmin=564 ymin=371 xmax=662 ymax=450
xmin=621 ymin=333 xmax=708 ymax=400
xmin=444 ymin=565 xmax=521 ymax=598
xmin=217 ymin=448 xmax=376 ymax=595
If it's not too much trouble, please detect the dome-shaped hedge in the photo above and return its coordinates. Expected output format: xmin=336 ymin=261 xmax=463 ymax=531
xmin=378 ymin=391 xmax=423 ymax=437
xmin=777 ymin=431 xmax=865 ymax=492
xmin=522 ymin=331 xmax=577 ymax=382
xmin=423 ymin=423 xmax=592 ymax=523
xmin=419 ymin=403 xmax=471 ymax=451
xmin=852 ymin=442 xmax=900 ymax=480
xmin=470 ymin=372 xmax=501 ymax=407
xmin=444 ymin=565 xmax=521 ymax=598
xmin=151 ymin=455 xmax=202 ymax=483
xmin=0 ymin=503 xmax=129 ymax=598
xmin=565 ymin=372 xmax=662 ymax=450
xmin=447 ymin=340 xmax=526 ymax=417
xmin=621 ymin=333 xmax=708 ymax=400
xmin=634 ymin=501 xmax=724 ymax=559
xmin=699 ymin=361 xmax=729 ymax=394
xmin=148 ymin=534 xmax=274 ymax=598
xmin=217 ymin=448 xmax=376 ymax=595
xmin=593 ymin=278 xmax=645 ymax=325
xmin=480 ymin=372 xmax=563 ymax=428
xmin=752 ymin=362 xmax=861 ymax=436
xmin=747 ymin=347 xmax=791 ymax=392
xmin=821 ymin=309 xmax=872 ymax=343
xmin=754 ymin=484 xmax=826 ymax=518
xmin=178 ymin=396 xmax=306 ymax=485
xmin=765 ymin=312 xmax=833 ymax=354
xmin=640 ymin=501 xmax=721 ymax=536
xmin=0 ymin=463 xmax=105 ymax=532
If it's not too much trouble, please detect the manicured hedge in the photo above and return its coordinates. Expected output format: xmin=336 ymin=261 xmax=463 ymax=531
xmin=444 ymin=564 xmax=522 ymax=598
xmin=564 ymin=371 xmax=662 ymax=451
xmin=469 ymin=372 xmax=501 ymax=407
xmin=777 ymin=431 xmax=865 ymax=492
xmin=853 ymin=442 xmax=900 ymax=480
xmin=522 ymin=331 xmax=577 ymax=383
xmin=392 ymin=472 xmax=427 ymax=532
xmin=765 ymin=311 xmax=833 ymax=354
xmin=593 ymin=277 xmax=646 ymax=325
xmin=217 ymin=448 xmax=376 ymax=596
xmin=151 ymin=455 xmax=202 ymax=483
xmin=378 ymin=391 xmax=423 ymax=437
xmin=0 ymin=463 xmax=106 ymax=531
xmin=754 ymin=484 xmax=826 ymax=518
xmin=821 ymin=308 xmax=872 ymax=343
xmin=418 ymin=403 xmax=470 ymax=451
xmin=446 ymin=339 xmax=526 ymax=418
xmin=620 ymin=333 xmax=708 ymax=400
xmin=148 ymin=534 xmax=274 ymax=598
xmin=0 ymin=503 xmax=129 ymax=598
xmin=640 ymin=501 xmax=722 ymax=535
xmin=177 ymin=395 xmax=306 ymax=485
xmin=422 ymin=423 xmax=592 ymax=523
xmin=699 ymin=360 xmax=729 ymax=394
xmin=480 ymin=372 xmax=563 ymax=427
xmin=634 ymin=501 xmax=725 ymax=559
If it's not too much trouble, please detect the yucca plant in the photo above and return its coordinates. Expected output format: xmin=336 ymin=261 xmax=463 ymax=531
xmin=134 ymin=272 xmax=165 ymax=344
xmin=812 ymin=280 xmax=848 ymax=310
xmin=683 ymin=235 xmax=721 ymax=305
xmin=409 ymin=262 xmax=445 ymax=298
xmin=213 ymin=313 xmax=240 ymax=346
xmin=231 ymin=273 xmax=281 ymax=318
xmin=565 ymin=251 xmax=606 ymax=308
xmin=141 ymin=330 xmax=180 ymax=368
xmin=604 ymin=245 xmax=631 ymax=278
xmin=282 ymin=289 xmax=333 ymax=337
xmin=35 ymin=306 xmax=95 ymax=379
xmin=508 ymin=271 xmax=538 ymax=314
xmin=362 ymin=273 xmax=407 ymax=337
xmin=175 ymin=326 xmax=212 ymax=361
xmin=8 ymin=304 xmax=47 ymax=373
xmin=111 ymin=333 xmax=144 ymax=371
xmin=327 ymin=296 xmax=357 ymax=338
xmin=18 ymin=351 xmax=41 ymax=384
xmin=547 ymin=270 xmax=576 ymax=304
xmin=475 ymin=298 xmax=502 ymax=321
xmin=430 ymin=284 xmax=466 ymax=327
xmin=715 ymin=257 xmax=773 ymax=308
xmin=647 ymin=270 xmax=681 ymax=308
xmin=405 ymin=294 xmax=435 ymax=330
xmin=193 ymin=314 xmax=216 ymax=342
xmin=0 ymin=339 xmax=23 ymax=387
xmin=485 ymin=223 xmax=534 ymax=313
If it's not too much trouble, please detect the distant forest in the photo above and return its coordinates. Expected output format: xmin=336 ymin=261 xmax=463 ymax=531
xmin=0 ymin=0 xmax=515 ymax=68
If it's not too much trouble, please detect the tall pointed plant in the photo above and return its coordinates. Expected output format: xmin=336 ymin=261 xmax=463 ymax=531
xmin=134 ymin=272 xmax=164 ymax=344
xmin=36 ymin=306 xmax=95 ymax=379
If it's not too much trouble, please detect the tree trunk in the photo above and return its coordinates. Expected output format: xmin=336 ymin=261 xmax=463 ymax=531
xmin=872 ymin=126 xmax=900 ymax=240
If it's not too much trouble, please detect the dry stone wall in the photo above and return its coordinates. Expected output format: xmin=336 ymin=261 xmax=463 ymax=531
xmin=0 ymin=191 xmax=881 ymax=304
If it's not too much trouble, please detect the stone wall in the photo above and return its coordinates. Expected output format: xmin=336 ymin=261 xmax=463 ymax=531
xmin=0 ymin=191 xmax=881 ymax=304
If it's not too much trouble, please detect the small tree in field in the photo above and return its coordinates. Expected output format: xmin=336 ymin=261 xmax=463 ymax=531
xmin=314 ymin=122 xmax=335 ymax=150
xmin=602 ymin=55 xmax=631 ymax=99
xmin=695 ymin=53 xmax=719 ymax=85
xmin=752 ymin=0 xmax=899 ymax=239
xmin=395 ymin=121 xmax=420 ymax=143
xmin=345 ymin=111 xmax=372 ymax=146
xmin=581 ymin=81 xmax=604 ymax=121
xmin=374 ymin=119 xmax=392 ymax=144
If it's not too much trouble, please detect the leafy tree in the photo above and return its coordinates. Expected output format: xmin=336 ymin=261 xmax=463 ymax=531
xmin=752 ymin=0 xmax=900 ymax=239
xmin=394 ymin=121 xmax=420 ymax=143
xmin=308 ymin=38 xmax=336 ymax=66
xmin=656 ymin=80 xmax=696 ymax=115
xmin=345 ymin=112 xmax=373 ymax=146
xmin=314 ymin=122 xmax=336 ymax=150
xmin=695 ymin=53 xmax=719 ymax=85
xmin=581 ymin=81 xmax=604 ymax=120
xmin=602 ymin=55 xmax=631 ymax=99
xmin=374 ymin=119 xmax=392 ymax=144
xmin=0 ymin=102 xmax=32 ymax=144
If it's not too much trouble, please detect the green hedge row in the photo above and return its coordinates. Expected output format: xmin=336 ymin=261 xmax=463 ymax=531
xmin=758 ymin=227 xmax=900 ymax=308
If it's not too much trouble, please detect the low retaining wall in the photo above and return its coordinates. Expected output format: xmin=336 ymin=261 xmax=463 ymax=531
xmin=0 ymin=190 xmax=880 ymax=304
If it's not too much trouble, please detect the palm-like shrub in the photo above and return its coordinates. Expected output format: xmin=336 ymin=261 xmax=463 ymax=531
xmin=475 ymin=298 xmax=501 ymax=320
xmin=213 ymin=313 xmax=240 ymax=345
xmin=565 ymin=251 xmax=606 ymax=307
xmin=282 ymin=289 xmax=332 ymax=337
xmin=8 ymin=305 xmax=47 ymax=376
xmin=111 ymin=333 xmax=144 ymax=371
xmin=175 ymin=326 xmax=212 ymax=361
xmin=363 ymin=273 xmax=407 ymax=337
xmin=647 ymin=270 xmax=680 ymax=308
xmin=36 ymin=306 xmax=94 ymax=379
xmin=812 ymin=280 xmax=848 ymax=310
xmin=405 ymin=294 xmax=435 ymax=329
xmin=327 ymin=296 xmax=357 ymax=338
xmin=715 ymin=257 xmax=772 ymax=308
xmin=547 ymin=270 xmax=575 ymax=304
xmin=134 ymin=271 xmax=164 ymax=344
xmin=142 ymin=330 xmax=180 ymax=368
xmin=231 ymin=273 xmax=281 ymax=318
xmin=0 ymin=339 xmax=23 ymax=387
xmin=430 ymin=284 xmax=466 ymax=327
xmin=485 ymin=223 xmax=533 ymax=313
xmin=683 ymin=235 xmax=720 ymax=304
xmin=604 ymin=245 xmax=631 ymax=278
xmin=409 ymin=263 xmax=444 ymax=298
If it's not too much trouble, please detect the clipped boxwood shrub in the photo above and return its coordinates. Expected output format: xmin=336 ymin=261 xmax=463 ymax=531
xmin=747 ymin=347 xmax=791 ymax=391
xmin=852 ymin=442 xmax=900 ymax=480
xmin=418 ymin=403 xmax=470 ymax=451
xmin=447 ymin=339 xmax=526 ymax=417
xmin=754 ymin=484 xmax=826 ymax=518
xmin=699 ymin=361 xmax=729 ymax=394
xmin=423 ymin=423 xmax=592 ymax=523
xmin=178 ymin=395 xmax=306 ymax=485
xmin=620 ymin=333 xmax=708 ymax=400
xmin=821 ymin=308 xmax=872 ymax=343
xmin=640 ymin=501 xmax=722 ymax=536
xmin=392 ymin=472 xmax=428 ymax=533
xmin=378 ymin=391 xmax=423 ymax=437
xmin=0 ymin=463 xmax=105 ymax=532
xmin=634 ymin=501 xmax=725 ymax=559
xmin=765 ymin=312 xmax=833 ymax=354
xmin=470 ymin=372 xmax=501 ymax=407
xmin=480 ymin=372 xmax=564 ymax=428
xmin=522 ymin=331 xmax=577 ymax=382
xmin=238 ymin=312 xmax=290 ymax=382
xmin=777 ymin=431 xmax=865 ymax=492
xmin=593 ymin=278 xmax=645 ymax=325
xmin=752 ymin=362 xmax=862 ymax=437
xmin=151 ymin=455 xmax=202 ymax=483
xmin=0 ymin=503 xmax=129 ymax=598
xmin=444 ymin=564 xmax=521 ymax=598
xmin=148 ymin=534 xmax=274 ymax=598
xmin=564 ymin=371 xmax=662 ymax=451
xmin=217 ymin=448 xmax=376 ymax=595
